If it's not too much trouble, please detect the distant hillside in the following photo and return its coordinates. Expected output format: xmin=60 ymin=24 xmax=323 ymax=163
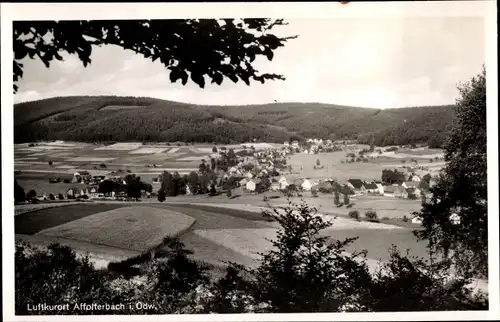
xmin=14 ymin=96 xmax=455 ymax=146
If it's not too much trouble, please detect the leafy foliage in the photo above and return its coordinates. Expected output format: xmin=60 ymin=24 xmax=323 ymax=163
xmin=369 ymin=246 xmax=487 ymax=311
xmin=348 ymin=210 xmax=360 ymax=221
xmin=414 ymin=67 xmax=488 ymax=279
xmin=15 ymin=179 xmax=26 ymax=203
xmin=381 ymin=169 xmax=406 ymax=185
xmin=13 ymin=19 xmax=297 ymax=93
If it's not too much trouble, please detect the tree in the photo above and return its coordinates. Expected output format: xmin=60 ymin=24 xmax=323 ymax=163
xmin=15 ymin=243 xmax=117 ymax=315
xmin=14 ymin=179 xmax=26 ymax=203
xmin=210 ymin=158 xmax=216 ymax=171
xmin=26 ymin=189 xmax=37 ymax=200
xmin=13 ymin=19 xmax=297 ymax=93
xmin=414 ymin=67 xmax=487 ymax=279
xmin=343 ymin=192 xmax=350 ymax=205
xmin=157 ymin=189 xmax=166 ymax=202
xmin=316 ymin=159 xmax=320 ymax=166
xmin=233 ymin=200 xmax=373 ymax=312
xmin=420 ymin=191 xmax=427 ymax=205
xmin=199 ymin=161 xmax=209 ymax=174
xmin=48 ymin=160 xmax=53 ymax=166
xmin=212 ymin=147 xmax=218 ymax=153
xmin=187 ymin=171 xmax=200 ymax=195
xmin=334 ymin=190 xmax=340 ymax=206
xmin=124 ymin=174 xmax=144 ymax=199
xmin=58 ymin=193 xmax=65 ymax=200
xmin=49 ymin=193 xmax=55 ymax=201
xmin=209 ymin=183 xmax=217 ymax=195
xmin=160 ymin=171 xmax=178 ymax=197
xmin=381 ymin=169 xmax=405 ymax=185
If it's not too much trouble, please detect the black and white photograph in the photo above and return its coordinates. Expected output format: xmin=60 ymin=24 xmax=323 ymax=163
xmin=2 ymin=1 xmax=498 ymax=321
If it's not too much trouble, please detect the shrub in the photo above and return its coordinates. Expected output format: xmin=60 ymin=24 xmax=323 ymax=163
xmin=49 ymin=193 xmax=55 ymax=200
xmin=365 ymin=211 xmax=378 ymax=221
xmin=348 ymin=210 xmax=360 ymax=221
xmin=336 ymin=202 xmax=344 ymax=208
xmin=58 ymin=193 xmax=64 ymax=200
xmin=402 ymin=215 xmax=409 ymax=222
xmin=381 ymin=216 xmax=390 ymax=221
xmin=158 ymin=189 xmax=166 ymax=202
xmin=48 ymin=160 xmax=53 ymax=166
xmin=311 ymin=189 xmax=319 ymax=198
xmin=100 ymin=163 xmax=107 ymax=168
xmin=63 ymin=179 xmax=71 ymax=183
xmin=346 ymin=203 xmax=354 ymax=208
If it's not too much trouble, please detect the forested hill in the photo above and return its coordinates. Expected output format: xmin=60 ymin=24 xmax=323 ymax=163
xmin=13 ymin=96 xmax=455 ymax=146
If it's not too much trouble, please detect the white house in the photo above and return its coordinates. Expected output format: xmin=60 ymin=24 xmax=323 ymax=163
xmin=270 ymin=182 xmax=280 ymax=191
xmin=278 ymin=176 xmax=289 ymax=190
xmin=301 ymin=179 xmax=313 ymax=191
xmin=375 ymin=183 xmax=385 ymax=195
xmin=412 ymin=216 xmax=423 ymax=224
xmin=402 ymin=181 xmax=418 ymax=189
xmin=411 ymin=174 xmax=422 ymax=182
xmin=246 ymin=180 xmax=257 ymax=192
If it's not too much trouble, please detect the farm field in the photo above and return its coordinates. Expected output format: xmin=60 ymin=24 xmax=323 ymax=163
xmin=36 ymin=206 xmax=196 ymax=252
xmin=286 ymin=147 xmax=445 ymax=182
xmin=13 ymin=141 xmax=248 ymax=196
xmin=14 ymin=202 xmax=429 ymax=274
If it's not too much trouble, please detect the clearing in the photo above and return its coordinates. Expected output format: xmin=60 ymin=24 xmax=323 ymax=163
xmin=35 ymin=206 xmax=196 ymax=252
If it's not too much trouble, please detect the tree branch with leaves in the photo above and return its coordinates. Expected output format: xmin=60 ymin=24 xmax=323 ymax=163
xmin=13 ymin=19 xmax=298 ymax=93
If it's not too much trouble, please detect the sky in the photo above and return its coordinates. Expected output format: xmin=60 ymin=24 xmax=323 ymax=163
xmin=14 ymin=16 xmax=485 ymax=109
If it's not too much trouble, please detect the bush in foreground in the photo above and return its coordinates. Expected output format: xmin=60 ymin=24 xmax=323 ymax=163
xmin=348 ymin=210 xmax=360 ymax=221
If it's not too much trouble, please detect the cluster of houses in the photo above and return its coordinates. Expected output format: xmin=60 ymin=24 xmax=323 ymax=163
xmin=283 ymin=138 xmax=341 ymax=155
xmin=345 ymin=178 xmax=431 ymax=199
xmin=33 ymin=140 xmax=436 ymax=201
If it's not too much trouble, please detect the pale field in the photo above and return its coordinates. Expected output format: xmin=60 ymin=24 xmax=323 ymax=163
xmin=166 ymin=147 xmax=180 ymax=154
xmin=36 ymin=206 xmax=196 ymax=252
xmin=177 ymin=156 xmax=211 ymax=161
xmin=14 ymin=202 xmax=80 ymax=216
xmin=288 ymin=148 xmax=444 ymax=182
xmin=94 ymin=142 xmax=143 ymax=151
xmin=27 ymin=152 xmax=51 ymax=156
xmin=128 ymin=147 xmax=169 ymax=154
xmin=65 ymin=157 xmax=117 ymax=162
xmin=15 ymin=161 xmax=63 ymax=165
xmin=55 ymin=165 xmax=77 ymax=169
xmin=193 ymin=228 xmax=382 ymax=274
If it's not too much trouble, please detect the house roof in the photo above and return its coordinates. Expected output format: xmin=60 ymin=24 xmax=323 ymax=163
xmin=404 ymin=181 xmax=418 ymax=188
xmin=364 ymin=183 xmax=378 ymax=189
xmin=383 ymin=185 xmax=396 ymax=193
xmin=348 ymin=179 xmax=365 ymax=189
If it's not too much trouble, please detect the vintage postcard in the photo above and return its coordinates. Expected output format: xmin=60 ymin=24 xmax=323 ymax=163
xmin=1 ymin=1 xmax=498 ymax=321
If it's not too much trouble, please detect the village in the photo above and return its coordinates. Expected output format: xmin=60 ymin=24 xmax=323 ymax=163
xmin=21 ymin=139 xmax=439 ymax=210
